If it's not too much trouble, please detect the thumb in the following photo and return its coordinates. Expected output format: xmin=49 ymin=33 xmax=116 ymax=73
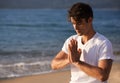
xmin=77 ymin=48 xmax=81 ymax=54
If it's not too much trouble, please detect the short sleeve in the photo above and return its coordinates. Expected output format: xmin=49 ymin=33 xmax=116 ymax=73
xmin=62 ymin=38 xmax=69 ymax=54
xmin=99 ymin=40 xmax=114 ymax=61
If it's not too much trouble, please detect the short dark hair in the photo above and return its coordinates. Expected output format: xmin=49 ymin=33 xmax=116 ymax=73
xmin=68 ymin=2 xmax=93 ymax=22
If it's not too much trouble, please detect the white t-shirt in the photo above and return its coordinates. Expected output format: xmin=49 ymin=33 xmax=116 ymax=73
xmin=62 ymin=32 xmax=114 ymax=83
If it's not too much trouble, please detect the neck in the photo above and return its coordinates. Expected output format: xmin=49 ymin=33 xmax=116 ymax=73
xmin=82 ymin=28 xmax=96 ymax=44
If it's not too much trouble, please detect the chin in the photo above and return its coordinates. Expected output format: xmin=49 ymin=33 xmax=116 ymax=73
xmin=77 ymin=33 xmax=82 ymax=36
xmin=76 ymin=31 xmax=82 ymax=36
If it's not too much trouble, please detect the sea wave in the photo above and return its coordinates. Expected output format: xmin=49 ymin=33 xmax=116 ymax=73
xmin=0 ymin=61 xmax=51 ymax=78
xmin=0 ymin=22 xmax=68 ymax=28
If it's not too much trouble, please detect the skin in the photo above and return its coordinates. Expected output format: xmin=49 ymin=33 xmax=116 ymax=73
xmin=51 ymin=17 xmax=113 ymax=82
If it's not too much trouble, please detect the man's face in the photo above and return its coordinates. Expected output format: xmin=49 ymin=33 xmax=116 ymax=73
xmin=70 ymin=17 xmax=91 ymax=36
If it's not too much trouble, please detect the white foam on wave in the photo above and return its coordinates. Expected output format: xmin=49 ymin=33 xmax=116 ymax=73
xmin=0 ymin=60 xmax=52 ymax=78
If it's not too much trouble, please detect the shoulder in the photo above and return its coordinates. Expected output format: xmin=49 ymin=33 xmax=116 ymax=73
xmin=94 ymin=33 xmax=113 ymax=52
xmin=95 ymin=33 xmax=112 ymax=45
xmin=96 ymin=33 xmax=114 ymax=60
xmin=68 ymin=34 xmax=78 ymax=39
xmin=62 ymin=35 xmax=79 ymax=54
xmin=66 ymin=34 xmax=81 ymax=41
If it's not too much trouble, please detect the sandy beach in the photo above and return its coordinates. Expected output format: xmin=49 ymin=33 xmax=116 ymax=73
xmin=0 ymin=62 xmax=119 ymax=83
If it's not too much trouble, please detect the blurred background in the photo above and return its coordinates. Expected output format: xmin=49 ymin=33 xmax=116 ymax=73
xmin=0 ymin=0 xmax=120 ymax=9
xmin=0 ymin=0 xmax=120 ymax=79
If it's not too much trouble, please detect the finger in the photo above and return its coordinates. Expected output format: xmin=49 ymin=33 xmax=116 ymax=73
xmin=68 ymin=44 xmax=73 ymax=54
xmin=68 ymin=45 xmax=72 ymax=63
xmin=71 ymin=39 xmax=77 ymax=49
xmin=69 ymin=54 xmax=72 ymax=63
xmin=71 ymin=39 xmax=77 ymax=45
xmin=78 ymin=48 xmax=82 ymax=55
xmin=68 ymin=44 xmax=72 ymax=50
xmin=78 ymin=48 xmax=81 ymax=52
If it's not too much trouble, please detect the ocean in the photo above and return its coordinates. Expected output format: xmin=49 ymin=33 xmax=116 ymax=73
xmin=0 ymin=9 xmax=120 ymax=78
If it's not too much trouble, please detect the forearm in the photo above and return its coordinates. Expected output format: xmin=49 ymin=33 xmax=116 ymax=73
xmin=51 ymin=51 xmax=69 ymax=70
xmin=73 ymin=61 xmax=109 ymax=81
xmin=51 ymin=59 xmax=69 ymax=70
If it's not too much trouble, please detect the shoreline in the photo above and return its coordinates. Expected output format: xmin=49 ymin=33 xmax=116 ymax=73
xmin=0 ymin=70 xmax=70 ymax=83
xmin=0 ymin=62 xmax=120 ymax=83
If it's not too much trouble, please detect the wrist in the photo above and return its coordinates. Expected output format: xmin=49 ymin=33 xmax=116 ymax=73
xmin=73 ymin=60 xmax=82 ymax=66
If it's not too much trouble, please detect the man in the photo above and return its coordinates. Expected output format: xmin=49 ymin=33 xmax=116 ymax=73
xmin=51 ymin=2 xmax=114 ymax=83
